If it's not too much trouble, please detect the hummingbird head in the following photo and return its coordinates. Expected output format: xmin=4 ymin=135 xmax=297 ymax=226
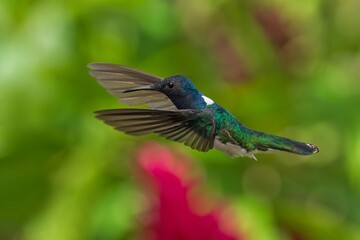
xmin=124 ymin=75 xmax=207 ymax=109
xmin=155 ymin=75 xmax=197 ymax=95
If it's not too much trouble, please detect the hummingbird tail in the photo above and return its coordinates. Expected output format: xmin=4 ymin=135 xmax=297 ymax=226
xmin=253 ymin=131 xmax=319 ymax=155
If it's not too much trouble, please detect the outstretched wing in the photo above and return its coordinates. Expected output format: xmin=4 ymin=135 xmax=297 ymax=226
xmin=96 ymin=108 xmax=216 ymax=152
xmin=88 ymin=63 xmax=176 ymax=110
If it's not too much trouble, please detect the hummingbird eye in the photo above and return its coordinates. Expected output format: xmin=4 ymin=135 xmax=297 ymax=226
xmin=167 ymin=82 xmax=174 ymax=89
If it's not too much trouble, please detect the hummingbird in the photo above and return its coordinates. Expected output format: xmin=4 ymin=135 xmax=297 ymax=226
xmin=88 ymin=63 xmax=319 ymax=159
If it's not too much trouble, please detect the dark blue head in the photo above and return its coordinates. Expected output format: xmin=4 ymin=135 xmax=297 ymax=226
xmin=125 ymin=75 xmax=207 ymax=109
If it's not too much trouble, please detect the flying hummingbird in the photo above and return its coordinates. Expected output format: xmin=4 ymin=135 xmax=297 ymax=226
xmin=88 ymin=63 xmax=319 ymax=159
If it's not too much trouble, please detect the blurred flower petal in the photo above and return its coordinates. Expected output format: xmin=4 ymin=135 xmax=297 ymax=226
xmin=136 ymin=142 xmax=243 ymax=240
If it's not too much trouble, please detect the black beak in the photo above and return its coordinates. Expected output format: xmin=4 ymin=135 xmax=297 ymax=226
xmin=123 ymin=84 xmax=156 ymax=93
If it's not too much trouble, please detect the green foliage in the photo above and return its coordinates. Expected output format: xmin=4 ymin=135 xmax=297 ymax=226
xmin=1 ymin=0 xmax=360 ymax=239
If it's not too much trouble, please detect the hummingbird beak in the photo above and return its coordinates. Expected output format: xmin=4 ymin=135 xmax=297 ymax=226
xmin=123 ymin=84 xmax=157 ymax=93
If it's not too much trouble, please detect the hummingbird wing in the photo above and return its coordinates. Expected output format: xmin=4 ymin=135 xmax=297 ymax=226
xmin=88 ymin=63 xmax=176 ymax=110
xmin=96 ymin=108 xmax=216 ymax=152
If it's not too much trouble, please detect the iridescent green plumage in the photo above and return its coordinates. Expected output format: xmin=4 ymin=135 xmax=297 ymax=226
xmin=204 ymin=104 xmax=318 ymax=158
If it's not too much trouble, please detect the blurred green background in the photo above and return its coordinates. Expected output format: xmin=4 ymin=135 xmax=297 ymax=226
xmin=1 ymin=0 xmax=360 ymax=239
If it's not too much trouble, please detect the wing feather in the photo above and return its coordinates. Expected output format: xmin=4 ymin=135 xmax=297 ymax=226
xmin=96 ymin=108 xmax=215 ymax=152
xmin=88 ymin=63 xmax=176 ymax=110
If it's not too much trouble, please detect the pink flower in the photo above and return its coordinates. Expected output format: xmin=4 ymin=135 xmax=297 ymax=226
xmin=135 ymin=143 xmax=244 ymax=240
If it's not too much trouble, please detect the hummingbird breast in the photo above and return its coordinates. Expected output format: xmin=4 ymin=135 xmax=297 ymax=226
xmin=210 ymin=104 xmax=258 ymax=158
xmin=213 ymin=137 xmax=257 ymax=159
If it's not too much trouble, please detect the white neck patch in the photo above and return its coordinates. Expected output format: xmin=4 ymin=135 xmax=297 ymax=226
xmin=202 ymin=95 xmax=214 ymax=105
